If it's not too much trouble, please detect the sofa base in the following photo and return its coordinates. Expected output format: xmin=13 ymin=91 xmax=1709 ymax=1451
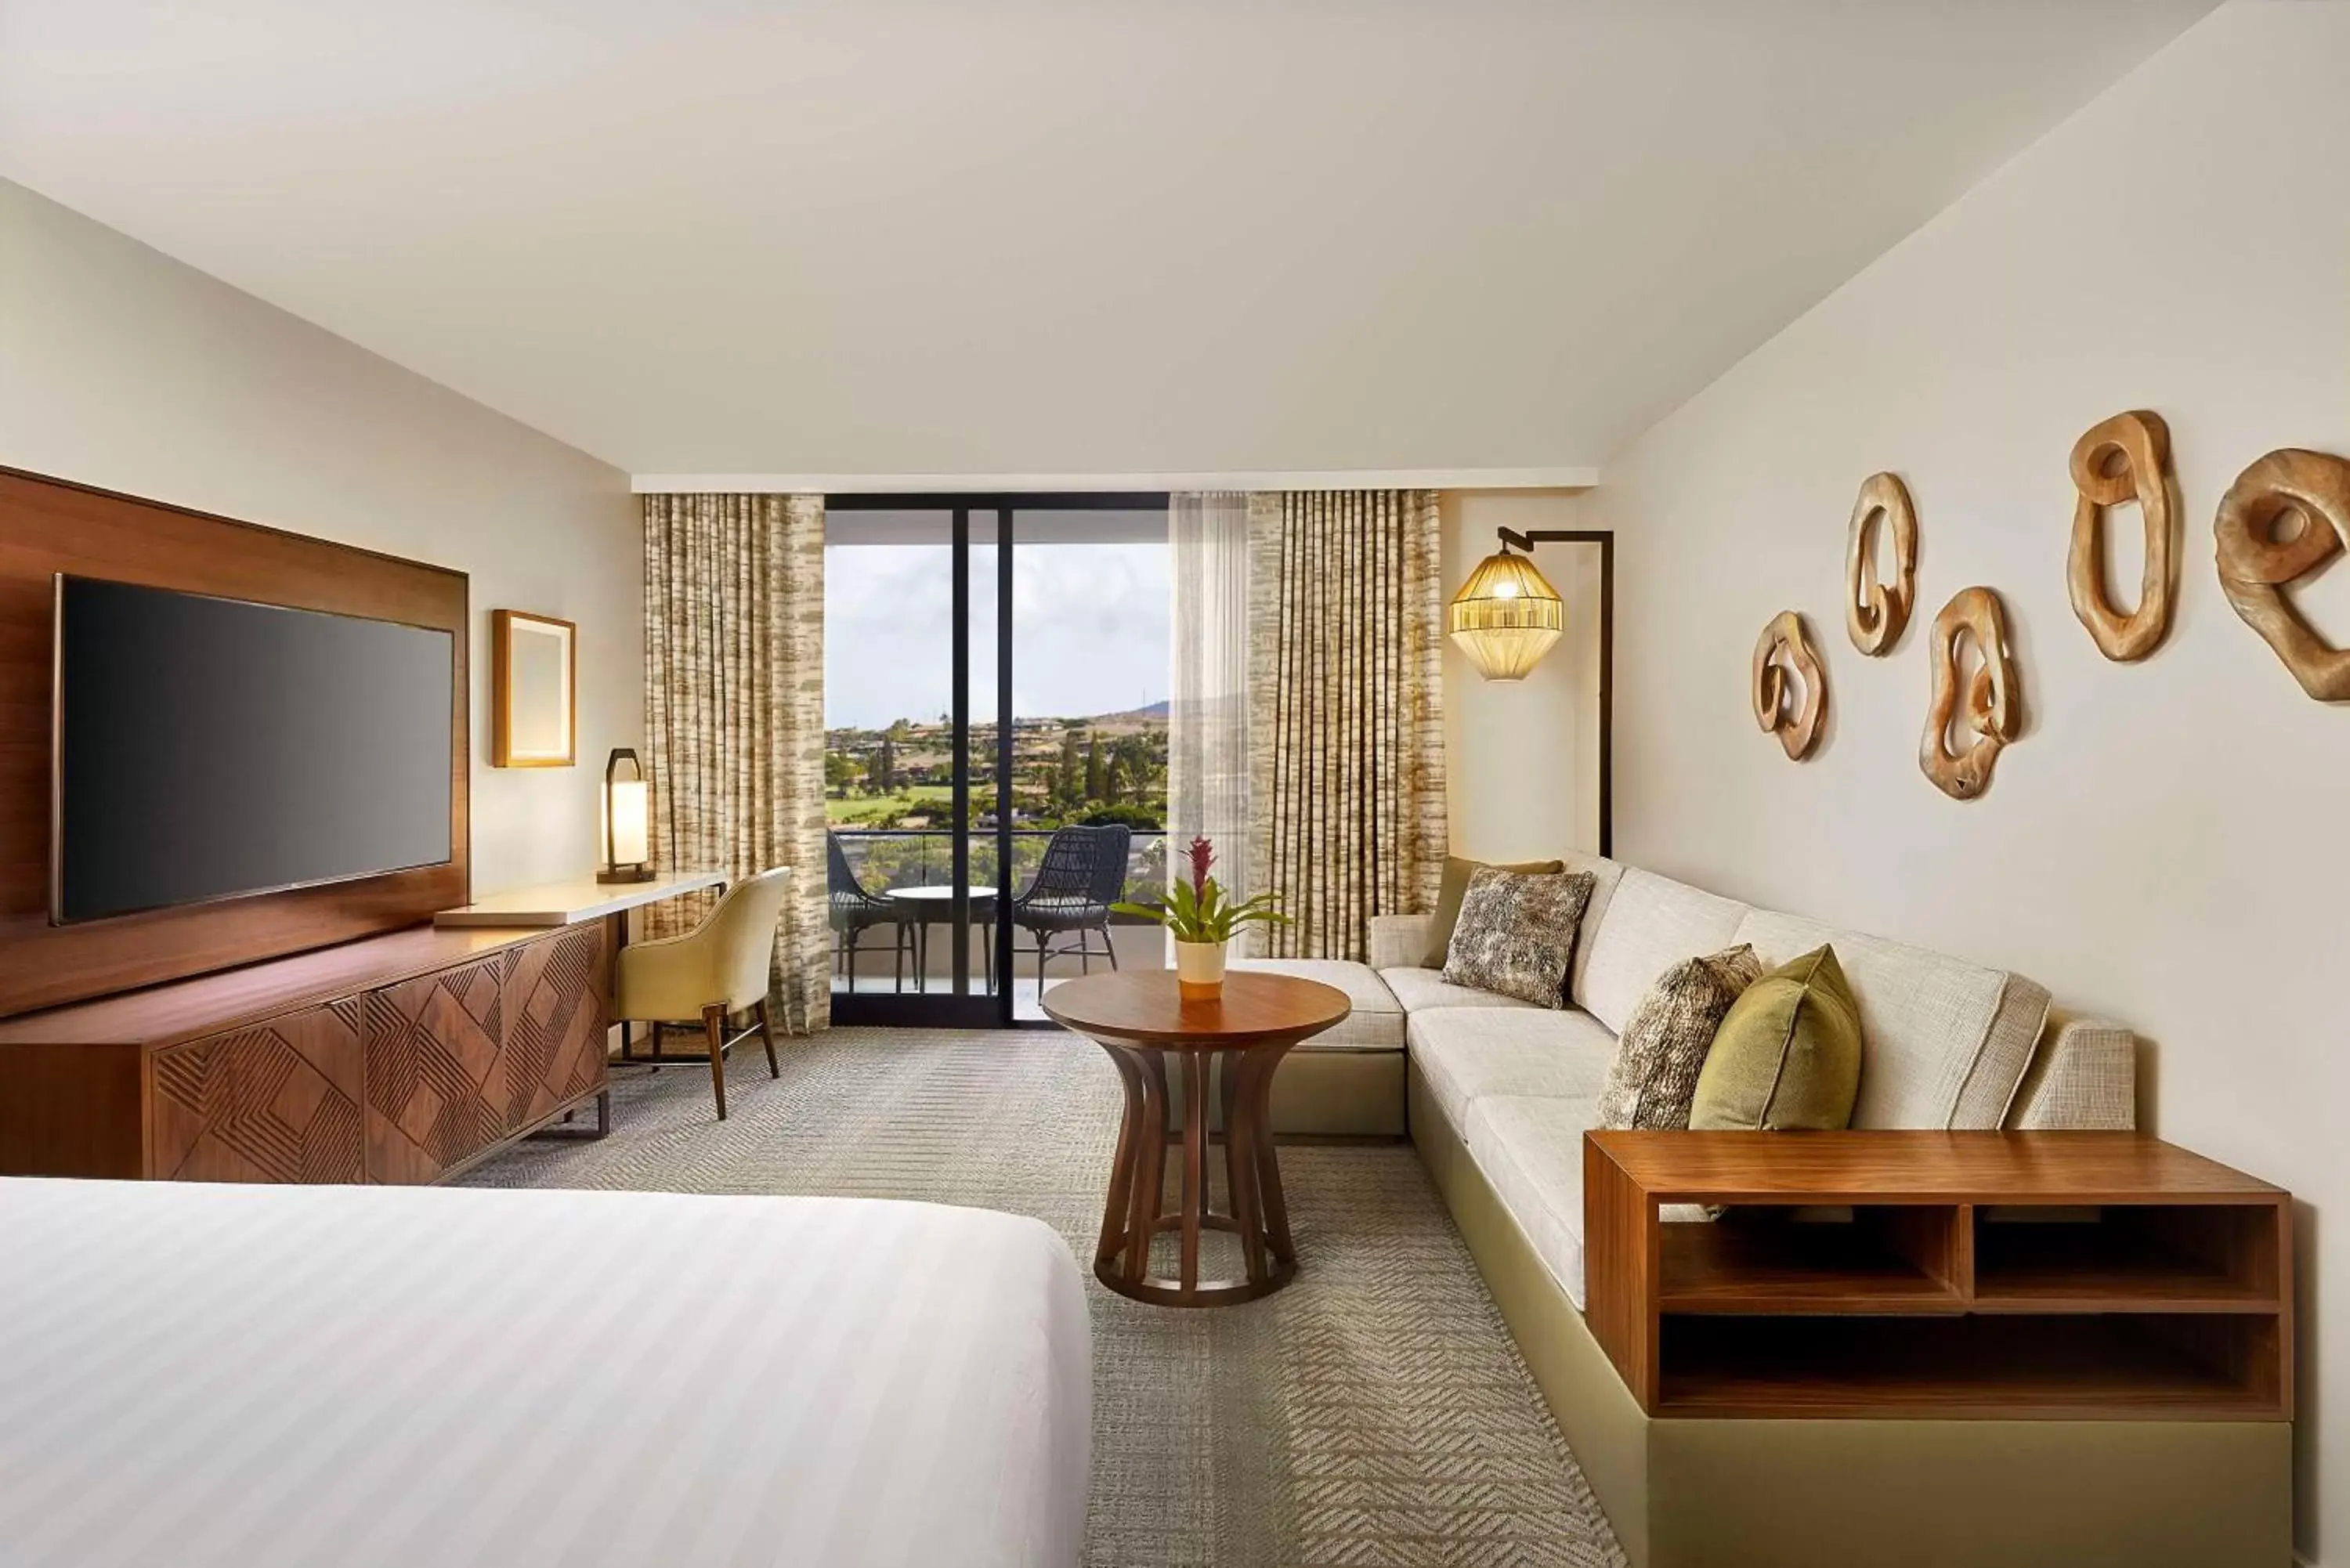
xmin=1161 ymin=1049 xmax=1407 ymax=1139
xmin=1407 ymin=1062 xmax=2293 ymax=1568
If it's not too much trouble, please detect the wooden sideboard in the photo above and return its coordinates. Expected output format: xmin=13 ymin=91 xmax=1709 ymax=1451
xmin=0 ymin=921 xmax=610 ymax=1184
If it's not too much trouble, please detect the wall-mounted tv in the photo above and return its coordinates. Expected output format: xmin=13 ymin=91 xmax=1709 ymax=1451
xmin=51 ymin=575 xmax=455 ymax=924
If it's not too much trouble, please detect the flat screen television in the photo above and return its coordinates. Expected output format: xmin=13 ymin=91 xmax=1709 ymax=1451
xmin=50 ymin=575 xmax=455 ymax=924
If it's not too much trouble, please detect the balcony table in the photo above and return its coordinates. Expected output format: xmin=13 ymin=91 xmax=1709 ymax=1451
xmin=885 ymin=885 xmax=1000 ymax=993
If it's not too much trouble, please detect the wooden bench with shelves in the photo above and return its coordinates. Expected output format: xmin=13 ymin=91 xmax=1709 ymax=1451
xmin=1585 ymin=1130 xmax=2291 ymax=1423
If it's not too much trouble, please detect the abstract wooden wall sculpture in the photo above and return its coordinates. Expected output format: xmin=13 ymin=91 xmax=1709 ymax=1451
xmin=2066 ymin=410 xmax=2177 ymax=661
xmin=1752 ymin=611 xmax=1828 ymax=761
xmin=2214 ymin=448 xmax=2350 ymax=701
xmin=1919 ymin=587 xmax=2021 ymax=800
xmin=1845 ymin=472 xmax=1918 ymax=655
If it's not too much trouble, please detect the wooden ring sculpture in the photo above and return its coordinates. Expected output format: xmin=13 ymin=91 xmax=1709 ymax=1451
xmin=1844 ymin=472 xmax=1918 ymax=655
xmin=2066 ymin=410 xmax=2175 ymax=661
xmin=2214 ymin=448 xmax=2350 ymax=701
xmin=1752 ymin=611 xmax=1828 ymax=761
xmin=1919 ymin=587 xmax=2020 ymax=800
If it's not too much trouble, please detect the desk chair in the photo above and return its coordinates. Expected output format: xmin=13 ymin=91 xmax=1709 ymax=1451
xmin=615 ymin=865 xmax=794 ymax=1119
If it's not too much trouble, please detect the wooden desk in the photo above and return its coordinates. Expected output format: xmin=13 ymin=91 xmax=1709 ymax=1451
xmin=438 ymin=871 xmax=734 ymax=1060
xmin=432 ymin=869 xmax=728 ymax=927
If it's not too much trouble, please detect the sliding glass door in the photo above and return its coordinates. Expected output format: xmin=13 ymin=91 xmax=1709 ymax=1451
xmin=825 ymin=496 xmax=1169 ymax=1028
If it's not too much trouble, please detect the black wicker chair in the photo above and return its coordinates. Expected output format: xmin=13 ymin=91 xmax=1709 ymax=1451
xmin=1011 ymin=824 xmax=1132 ymax=985
xmin=828 ymin=830 xmax=911 ymax=992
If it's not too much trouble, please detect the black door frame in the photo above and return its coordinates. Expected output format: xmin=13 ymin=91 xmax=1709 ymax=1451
xmin=826 ymin=493 xmax=1170 ymax=1028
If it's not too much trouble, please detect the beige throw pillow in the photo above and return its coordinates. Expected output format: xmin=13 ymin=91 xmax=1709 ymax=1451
xmin=1595 ymin=945 xmax=1763 ymax=1130
xmin=1440 ymin=868 xmax=1596 ymax=1009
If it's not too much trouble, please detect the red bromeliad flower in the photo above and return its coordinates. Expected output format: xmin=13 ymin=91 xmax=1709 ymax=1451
xmin=1186 ymin=836 xmax=1215 ymax=901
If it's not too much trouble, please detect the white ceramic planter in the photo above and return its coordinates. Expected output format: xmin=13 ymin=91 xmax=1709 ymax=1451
xmin=1173 ymin=938 xmax=1227 ymax=999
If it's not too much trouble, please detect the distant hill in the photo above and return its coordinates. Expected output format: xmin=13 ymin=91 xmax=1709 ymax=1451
xmin=1072 ymin=700 xmax=1167 ymax=727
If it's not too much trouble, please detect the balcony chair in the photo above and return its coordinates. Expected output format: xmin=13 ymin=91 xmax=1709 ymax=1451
xmin=828 ymin=830 xmax=911 ymax=993
xmin=614 ymin=865 xmax=794 ymax=1120
xmin=1012 ymin=824 xmax=1132 ymax=987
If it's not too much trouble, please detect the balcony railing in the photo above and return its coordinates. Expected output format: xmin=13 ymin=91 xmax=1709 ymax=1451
xmin=830 ymin=827 xmax=1167 ymax=918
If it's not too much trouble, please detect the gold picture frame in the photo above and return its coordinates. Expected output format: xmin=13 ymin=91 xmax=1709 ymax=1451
xmin=491 ymin=609 xmax=577 ymax=767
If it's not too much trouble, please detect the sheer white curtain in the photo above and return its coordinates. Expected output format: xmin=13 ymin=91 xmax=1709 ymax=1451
xmin=1167 ymin=492 xmax=1253 ymax=942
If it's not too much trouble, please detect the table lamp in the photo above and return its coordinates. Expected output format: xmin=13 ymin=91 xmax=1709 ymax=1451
xmin=598 ymin=747 xmax=655 ymax=883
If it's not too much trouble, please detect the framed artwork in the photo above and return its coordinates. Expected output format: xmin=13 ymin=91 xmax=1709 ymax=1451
xmin=491 ymin=609 xmax=577 ymax=767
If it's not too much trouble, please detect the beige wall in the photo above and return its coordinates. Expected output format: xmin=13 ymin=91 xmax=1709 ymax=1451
xmin=1441 ymin=490 xmax=1605 ymax=862
xmin=1577 ymin=5 xmax=2350 ymax=1556
xmin=0 ymin=179 xmax=639 ymax=897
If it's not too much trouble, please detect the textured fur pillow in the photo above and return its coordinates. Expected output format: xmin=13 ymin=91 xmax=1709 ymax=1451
xmin=1440 ymin=868 xmax=1596 ymax=1008
xmin=1596 ymin=945 xmax=1764 ymax=1130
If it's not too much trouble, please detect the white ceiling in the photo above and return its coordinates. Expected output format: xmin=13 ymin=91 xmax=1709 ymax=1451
xmin=0 ymin=1 xmax=2213 ymax=480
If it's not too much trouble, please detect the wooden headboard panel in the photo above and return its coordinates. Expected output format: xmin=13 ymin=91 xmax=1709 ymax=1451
xmin=0 ymin=467 xmax=469 ymax=1018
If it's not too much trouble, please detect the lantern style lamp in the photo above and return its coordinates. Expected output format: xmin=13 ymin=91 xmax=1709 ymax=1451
xmin=598 ymin=747 xmax=655 ymax=883
xmin=1444 ymin=525 xmax=1617 ymax=858
xmin=1449 ymin=534 xmax=1566 ymax=680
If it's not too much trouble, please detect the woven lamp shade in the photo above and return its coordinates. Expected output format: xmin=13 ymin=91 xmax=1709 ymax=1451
xmin=1448 ymin=548 xmax=1565 ymax=680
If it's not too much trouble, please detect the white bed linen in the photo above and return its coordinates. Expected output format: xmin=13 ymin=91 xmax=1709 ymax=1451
xmin=0 ymin=1179 xmax=1090 ymax=1568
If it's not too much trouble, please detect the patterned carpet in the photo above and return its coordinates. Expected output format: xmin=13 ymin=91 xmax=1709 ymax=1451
xmin=462 ymin=1027 xmax=1625 ymax=1568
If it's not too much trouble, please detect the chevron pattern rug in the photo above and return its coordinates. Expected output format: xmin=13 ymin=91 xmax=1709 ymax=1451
xmin=463 ymin=1027 xmax=1625 ymax=1567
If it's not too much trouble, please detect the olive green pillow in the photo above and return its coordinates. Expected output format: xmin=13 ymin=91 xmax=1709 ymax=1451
xmin=1423 ymin=854 xmax=1564 ymax=968
xmin=1690 ymin=944 xmax=1862 ymax=1132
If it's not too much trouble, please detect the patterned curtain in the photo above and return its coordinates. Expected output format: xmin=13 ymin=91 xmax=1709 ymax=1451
xmin=641 ymin=493 xmax=830 ymax=1032
xmin=1168 ymin=492 xmax=1253 ymax=910
xmin=1246 ymin=490 xmax=1447 ymax=960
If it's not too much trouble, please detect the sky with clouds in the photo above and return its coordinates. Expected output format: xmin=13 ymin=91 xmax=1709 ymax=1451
xmin=824 ymin=540 xmax=1170 ymax=731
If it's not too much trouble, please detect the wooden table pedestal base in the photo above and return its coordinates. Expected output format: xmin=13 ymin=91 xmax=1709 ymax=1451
xmin=1090 ymin=1038 xmax=1305 ymax=1307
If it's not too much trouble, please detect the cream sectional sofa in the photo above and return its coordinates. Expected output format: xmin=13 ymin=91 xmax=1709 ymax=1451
xmin=1237 ymin=853 xmax=2290 ymax=1568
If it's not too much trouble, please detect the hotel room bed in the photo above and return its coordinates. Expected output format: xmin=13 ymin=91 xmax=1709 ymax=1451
xmin=0 ymin=1179 xmax=1091 ymax=1568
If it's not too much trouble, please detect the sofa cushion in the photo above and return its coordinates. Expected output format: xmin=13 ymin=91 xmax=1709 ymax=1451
xmin=1559 ymin=851 xmax=1628 ymax=1010
xmin=1423 ymin=855 xmax=1564 ymax=967
xmin=1730 ymin=909 xmax=2052 ymax=1129
xmin=1462 ymin=1094 xmax=1598 ymax=1308
xmin=1577 ymin=869 xmax=1752 ymax=1035
xmin=1379 ymin=966 xmax=1542 ymax=1015
xmin=1691 ymin=945 xmax=1862 ymax=1132
xmin=1441 ymin=868 xmax=1595 ymax=1007
xmin=1407 ymin=1007 xmax=1618 ymax=1127
xmin=1596 ymin=944 xmax=1763 ymax=1131
xmin=1226 ymin=958 xmax=1404 ymax=1051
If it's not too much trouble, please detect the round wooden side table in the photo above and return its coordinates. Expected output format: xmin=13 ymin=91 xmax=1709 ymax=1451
xmin=1042 ymin=969 xmax=1350 ymax=1307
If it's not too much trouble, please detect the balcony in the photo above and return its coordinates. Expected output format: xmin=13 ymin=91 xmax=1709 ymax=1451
xmin=830 ymin=828 xmax=1170 ymax=1017
xmin=828 ymin=827 xmax=1166 ymax=909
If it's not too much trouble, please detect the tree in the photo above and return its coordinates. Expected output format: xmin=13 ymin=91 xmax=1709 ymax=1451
xmin=1105 ymin=755 xmax=1130 ymax=806
xmin=868 ymin=735 xmax=896 ymax=793
xmin=824 ymin=751 xmax=862 ymax=794
xmin=1057 ymin=727 xmax=1087 ymax=813
xmin=1084 ymin=736 xmax=1106 ymax=803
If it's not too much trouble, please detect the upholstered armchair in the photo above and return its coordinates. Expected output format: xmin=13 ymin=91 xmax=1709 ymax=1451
xmin=615 ymin=865 xmax=794 ymax=1119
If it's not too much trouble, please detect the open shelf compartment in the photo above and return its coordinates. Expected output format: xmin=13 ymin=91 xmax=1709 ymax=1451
xmin=1659 ymin=1205 xmax=1963 ymax=1314
xmin=1971 ymin=1201 xmax=2283 ymax=1313
xmin=1656 ymin=1310 xmax=2286 ymax=1420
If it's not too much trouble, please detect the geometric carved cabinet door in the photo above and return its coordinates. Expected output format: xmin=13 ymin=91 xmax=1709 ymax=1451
xmin=148 ymin=1001 xmax=367 ymax=1183
xmin=500 ymin=923 xmax=612 ymax=1135
xmin=362 ymin=952 xmax=508 ymax=1184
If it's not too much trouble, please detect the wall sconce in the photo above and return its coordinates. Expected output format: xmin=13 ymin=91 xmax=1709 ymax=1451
xmin=598 ymin=747 xmax=654 ymax=883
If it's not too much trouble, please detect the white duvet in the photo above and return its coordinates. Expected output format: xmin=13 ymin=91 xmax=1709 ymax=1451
xmin=0 ymin=1179 xmax=1090 ymax=1568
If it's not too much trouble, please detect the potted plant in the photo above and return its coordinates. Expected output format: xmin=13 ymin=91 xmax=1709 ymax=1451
xmin=1113 ymin=836 xmax=1287 ymax=999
